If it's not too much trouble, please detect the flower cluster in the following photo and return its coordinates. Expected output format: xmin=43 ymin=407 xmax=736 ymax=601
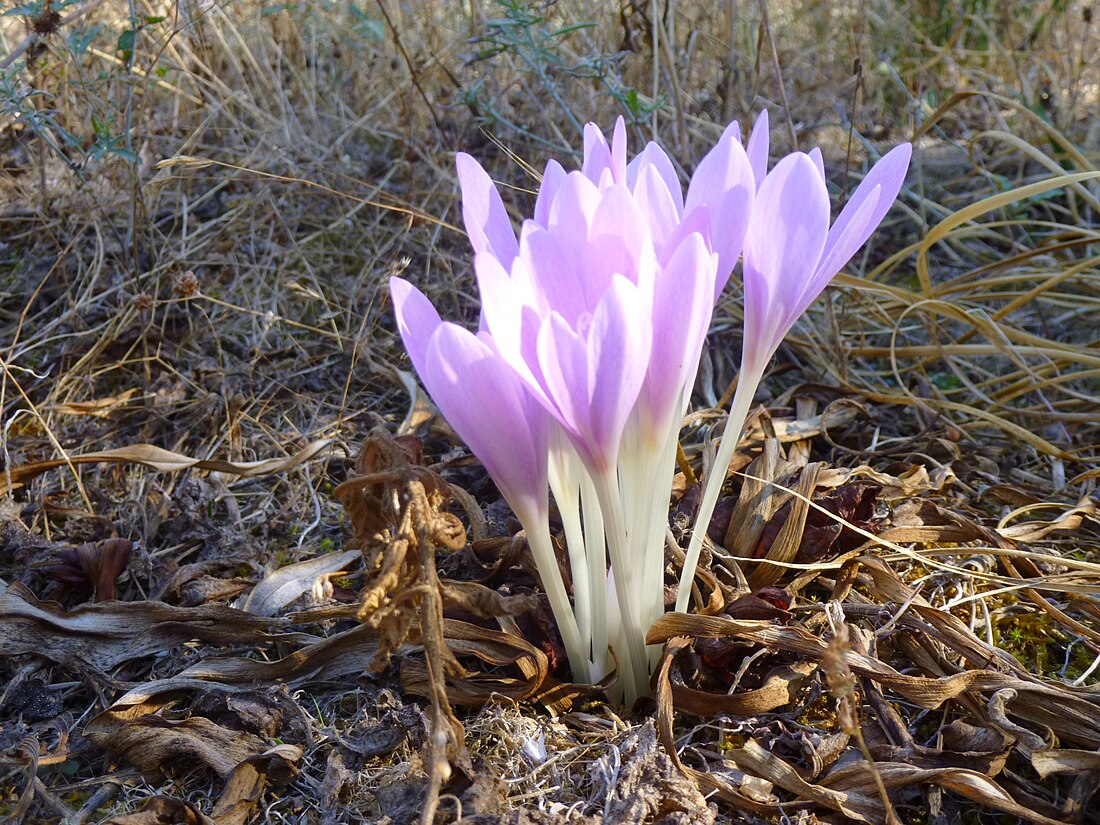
xmin=392 ymin=114 xmax=910 ymax=703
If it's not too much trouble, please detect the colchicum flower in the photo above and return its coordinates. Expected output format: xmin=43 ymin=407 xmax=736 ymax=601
xmin=392 ymin=113 xmax=909 ymax=703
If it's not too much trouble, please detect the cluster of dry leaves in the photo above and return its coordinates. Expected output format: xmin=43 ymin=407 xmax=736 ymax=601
xmin=2 ymin=410 xmax=1100 ymax=823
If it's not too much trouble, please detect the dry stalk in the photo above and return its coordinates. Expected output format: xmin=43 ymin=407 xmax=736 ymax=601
xmin=824 ymin=601 xmax=898 ymax=825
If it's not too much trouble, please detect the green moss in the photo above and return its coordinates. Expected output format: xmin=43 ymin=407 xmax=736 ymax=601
xmin=993 ymin=613 xmax=1069 ymax=678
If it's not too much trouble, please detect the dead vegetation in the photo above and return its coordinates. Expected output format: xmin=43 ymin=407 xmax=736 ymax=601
xmin=2 ymin=0 xmax=1100 ymax=823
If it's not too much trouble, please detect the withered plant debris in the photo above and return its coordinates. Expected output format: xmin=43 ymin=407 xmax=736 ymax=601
xmin=0 ymin=440 xmax=334 ymax=497
xmin=0 ymin=582 xmax=293 ymax=674
xmin=39 ymin=538 xmax=133 ymax=601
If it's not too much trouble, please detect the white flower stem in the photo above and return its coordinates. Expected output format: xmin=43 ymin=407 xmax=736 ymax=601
xmin=593 ymin=467 xmax=649 ymax=705
xmin=675 ymin=363 xmax=764 ymax=613
xmin=548 ymin=452 xmax=591 ymax=659
xmin=579 ymin=470 xmax=608 ymax=678
xmin=642 ymin=425 xmax=680 ymax=666
xmin=524 ymin=516 xmax=592 ymax=683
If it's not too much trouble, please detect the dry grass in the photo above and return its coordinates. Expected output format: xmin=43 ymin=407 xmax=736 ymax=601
xmin=2 ymin=1 xmax=1100 ymax=823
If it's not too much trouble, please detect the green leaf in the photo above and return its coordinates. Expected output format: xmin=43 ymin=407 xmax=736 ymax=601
xmin=67 ymin=25 xmax=100 ymax=56
xmin=116 ymin=29 xmax=135 ymax=60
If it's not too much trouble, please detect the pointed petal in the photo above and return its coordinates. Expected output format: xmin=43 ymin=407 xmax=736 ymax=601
xmin=627 ymin=142 xmax=683 ymax=214
xmin=536 ymin=311 xmax=589 ymax=443
xmin=473 ymin=252 xmax=550 ymax=408
xmin=590 ymin=183 xmax=650 ymax=271
xmin=660 ymin=204 xmax=712 ymax=268
xmin=424 ymin=324 xmax=548 ymax=520
xmin=548 ymin=171 xmax=601 ymax=248
xmin=520 ymin=222 xmax=587 ymax=323
xmin=746 ymin=109 xmax=770 ymax=187
xmin=811 ymin=183 xmax=881 ymax=290
xmin=808 ymin=147 xmax=825 ymax=181
xmin=456 ymin=153 xmax=519 ymax=267
xmin=818 ymin=143 xmax=912 ymax=278
xmin=720 ymin=120 xmax=741 ymax=142
xmin=610 ymin=116 xmax=628 ymax=183
xmin=633 ymin=163 xmax=681 ymax=252
xmin=390 ymin=277 xmax=442 ymax=378
xmin=741 ymin=152 xmax=831 ymax=369
xmin=684 ymin=136 xmax=755 ymax=289
xmin=534 ymin=159 xmax=567 ymax=228
xmin=639 ymin=233 xmax=717 ymax=434
xmin=583 ymin=276 xmax=652 ymax=469
xmin=582 ymin=122 xmax=612 ymax=184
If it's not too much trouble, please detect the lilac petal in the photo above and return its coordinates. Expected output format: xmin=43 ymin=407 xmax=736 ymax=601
xmin=548 ymin=171 xmax=601 ymax=248
xmin=590 ymin=183 xmax=650 ymax=270
xmin=742 ymin=153 xmax=831 ymax=367
xmin=577 ymin=232 xmax=639 ymax=309
xmin=519 ymin=222 xmax=586 ymax=323
xmin=473 ymin=252 xmax=523 ymax=354
xmin=390 ymin=277 xmax=442 ymax=379
xmin=584 ymin=276 xmax=652 ymax=469
xmin=456 ymin=153 xmax=519 ymax=268
xmin=818 ymin=143 xmax=912 ymax=278
xmin=684 ymin=136 xmax=755 ymax=289
xmin=720 ymin=120 xmax=741 ymax=143
xmin=610 ymin=116 xmax=628 ymax=183
xmin=660 ymin=204 xmax=712 ymax=268
xmin=473 ymin=252 xmax=547 ymax=404
xmin=746 ymin=109 xmax=770 ymax=187
xmin=627 ymin=142 xmax=684 ymax=215
xmin=533 ymin=159 xmax=567 ymax=228
xmin=582 ymin=122 xmax=612 ymax=184
xmin=639 ymin=233 xmax=717 ymax=433
xmin=536 ymin=311 xmax=589 ymax=443
xmin=808 ymin=147 xmax=825 ymax=181
xmin=424 ymin=323 xmax=548 ymax=521
xmin=810 ymin=183 xmax=881 ymax=292
xmin=633 ymin=164 xmax=681 ymax=252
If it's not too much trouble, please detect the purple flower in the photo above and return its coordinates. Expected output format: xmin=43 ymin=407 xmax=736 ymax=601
xmin=391 ymin=112 xmax=909 ymax=701
xmin=741 ymin=142 xmax=914 ymax=374
xmin=390 ymin=277 xmax=549 ymax=527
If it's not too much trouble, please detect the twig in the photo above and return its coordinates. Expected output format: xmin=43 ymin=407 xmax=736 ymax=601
xmin=374 ymin=0 xmax=444 ymax=135
xmin=410 ymin=483 xmax=464 ymax=825
xmin=756 ymin=0 xmax=797 ymax=148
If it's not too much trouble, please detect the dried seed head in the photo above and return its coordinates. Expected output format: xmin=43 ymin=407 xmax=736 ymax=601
xmin=132 ymin=292 xmax=154 ymax=311
xmin=172 ymin=270 xmax=200 ymax=298
xmin=32 ymin=9 xmax=62 ymax=37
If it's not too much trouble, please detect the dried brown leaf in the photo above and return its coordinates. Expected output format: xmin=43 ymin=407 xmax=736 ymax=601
xmin=0 ymin=582 xmax=293 ymax=674
xmin=50 ymin=388 xmax=139 ymax=418
xmin=400 ymin=618 xmax=549 ymax=705
xmin=210 ymin=744 xmax=302 ymax=825
xmin=104 ymin=797 xmax=215 ymax=825
xmin=996 ymin=497 xmax=1098 ymax=542
xmin=720 ymin=440 xmax=798 ymax=555
xmin=234 ymin=549 xmax=361 ymax=617
xmin=748 ymin=462 xmax=824 ymax=589
xmin=0 ymin=439 xmax=334 ymax=495
xmin=649 ymin=596 xmax=1100 ymax=750
xmin=1031 ymin=748 xmax=1100 ymax=779
xmin=86 ymin=704 xmax=269 ymax=777
xmin=667 ymin=659 xmax=816 ymax=717
xmin=880 ymin=498 xmax=1011 ymax=546
xmin=820 ymin=762 xmax=1069 ymax=825
xmin=739 ymin=402 xmax=860 ymax=447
